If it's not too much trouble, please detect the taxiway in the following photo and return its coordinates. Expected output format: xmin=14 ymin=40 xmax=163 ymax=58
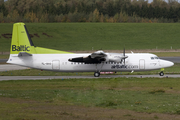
xmin=0 ymin=74 xmax=179 ymax=81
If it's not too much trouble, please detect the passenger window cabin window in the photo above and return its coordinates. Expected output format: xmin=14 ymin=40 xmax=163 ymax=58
xmin=151 ymin=57 xmax=154 ymax=60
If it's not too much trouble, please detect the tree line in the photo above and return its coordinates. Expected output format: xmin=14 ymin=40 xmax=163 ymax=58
xmin=0 ymin=0 xmax=180 ymax=23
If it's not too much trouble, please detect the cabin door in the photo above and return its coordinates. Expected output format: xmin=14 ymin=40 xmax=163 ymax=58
xmin=52 ymin=60 xmax=60 ymax=70
xmin=139 ymin=59 xmax=145 ymax=69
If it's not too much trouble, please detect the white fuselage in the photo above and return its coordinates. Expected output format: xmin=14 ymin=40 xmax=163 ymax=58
xmin=7 ymin=53 xmax=174 ymax=72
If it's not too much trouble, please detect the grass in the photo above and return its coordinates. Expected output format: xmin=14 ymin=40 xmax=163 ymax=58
xmin=0 ymin=54 xmax=9 ymax=59
xmin=1 ymin=78 xmax=180 ymax=119
xmin=1 ymin=23 xmax=180 ymax=52
xmin=1 ymin=23 xmax=180 ymax=119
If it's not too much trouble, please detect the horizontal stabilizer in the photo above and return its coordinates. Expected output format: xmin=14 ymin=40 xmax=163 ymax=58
xmin=18 ymin=52 xmax=32 ymax=57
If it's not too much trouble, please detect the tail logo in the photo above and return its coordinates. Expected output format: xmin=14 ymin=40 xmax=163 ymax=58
xmin=12 ymin=45 xmax=30 ymax=51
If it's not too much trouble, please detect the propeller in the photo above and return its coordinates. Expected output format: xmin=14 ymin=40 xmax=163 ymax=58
xmin=123 ymin=48 xmax=126 ymax=65
xmin=122 ymin=47 xmax=128 ymax=65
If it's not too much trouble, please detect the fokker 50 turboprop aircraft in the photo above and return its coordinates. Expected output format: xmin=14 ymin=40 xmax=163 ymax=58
xmin=7 ymin=23 xmax=174 ymax=77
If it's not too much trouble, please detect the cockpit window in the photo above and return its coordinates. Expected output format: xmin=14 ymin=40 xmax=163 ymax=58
xmin=151 ymin=57 xmax=159 ymax=60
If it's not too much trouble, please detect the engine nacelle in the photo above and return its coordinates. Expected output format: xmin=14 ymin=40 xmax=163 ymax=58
xmin=68 ymin=56 xmax=105 ymax=63
xmin=105 ymin=54 xmax=122 ymax=63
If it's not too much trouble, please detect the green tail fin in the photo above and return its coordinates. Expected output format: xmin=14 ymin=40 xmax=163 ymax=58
xmin=10 ymin=22 xmax=72 ymax=54
xmin=10 ymin=23 xmax=36 ymax=54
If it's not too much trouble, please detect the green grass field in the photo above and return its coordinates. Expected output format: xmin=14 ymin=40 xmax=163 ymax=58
xmin=1 ymin=23 xmax=180 ymax=52
xmin=1 ymin=78 xmax=180 ymax=120
xmin=0 ymin=54 xmax=9 ymax=59
xmin=1 ymin=23 xmax=180 ymax=120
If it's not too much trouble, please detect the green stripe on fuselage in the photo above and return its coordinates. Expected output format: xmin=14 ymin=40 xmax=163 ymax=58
xmin=34 ymin=47 xmax=73 ymax=54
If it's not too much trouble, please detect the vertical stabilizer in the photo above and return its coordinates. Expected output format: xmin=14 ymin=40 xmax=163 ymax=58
xmin=9 ymin=22 xmax=72 ymax=56
xmin=10 ymin=23 xmax=36 ymax=54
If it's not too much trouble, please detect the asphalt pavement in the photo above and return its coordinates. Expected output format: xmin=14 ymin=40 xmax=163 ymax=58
xmin=0 ymin=74 xmax=179 ymax=81
xmin=0 ymin=59 xmax=7 ymax=63
xmin=0 ymin=64 xmax=27 ymax=71
xmin=160 ymin=57 xmax=180 ymax=63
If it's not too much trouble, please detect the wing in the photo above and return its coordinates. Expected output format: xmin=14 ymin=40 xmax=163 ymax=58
xmin=68 ymin=50 xmax=107 ymax=64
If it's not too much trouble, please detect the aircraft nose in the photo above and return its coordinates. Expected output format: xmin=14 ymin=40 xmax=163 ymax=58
xmin=160 ymin=60 xmax=174 ymax=68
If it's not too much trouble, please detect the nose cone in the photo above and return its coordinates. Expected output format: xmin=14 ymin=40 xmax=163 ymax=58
xmin=160 ymin=60 xmax=174 ymax=68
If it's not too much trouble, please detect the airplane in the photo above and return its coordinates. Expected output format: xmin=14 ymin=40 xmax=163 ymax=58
xmin=7 ymin=23 xmax=174 ymax=77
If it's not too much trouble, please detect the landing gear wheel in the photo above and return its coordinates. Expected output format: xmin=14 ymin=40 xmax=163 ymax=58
xmin=159 ymin=71 xmax=164 ymax=76
xmin=94 ymin=72 xmax=100 ymax=77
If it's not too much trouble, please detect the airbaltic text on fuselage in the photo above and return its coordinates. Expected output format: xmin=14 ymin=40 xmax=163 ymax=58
xmin=12 ymin=45 xmax=30 ymax=51
xmin=111 ymin=65 xmax=138 ymax=69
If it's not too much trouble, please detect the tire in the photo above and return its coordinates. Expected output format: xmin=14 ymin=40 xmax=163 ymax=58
xmin=159 ymin=72 xmax=164 ymax=76
xmin=94 ymin=72 xmax=100 ymax=77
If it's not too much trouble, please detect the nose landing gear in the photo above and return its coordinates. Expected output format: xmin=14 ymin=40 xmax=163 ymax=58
xmin=159 ymin=68 xmax=164 ymax=76
xmin=159 ymin=71 xmax=164 ymax=76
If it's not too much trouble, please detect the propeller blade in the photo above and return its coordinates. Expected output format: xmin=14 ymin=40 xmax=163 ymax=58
xmin=120 ymin=47 xmax=128 ymax=64
xmin=124 ymin=48 xmax=125 ymax=65
xmin=123 ymin=48 xmax=125 ymax=56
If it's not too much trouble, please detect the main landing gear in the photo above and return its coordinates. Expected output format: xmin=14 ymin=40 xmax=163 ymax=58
xmin=94 ymin=63 xmax=104 ymax=77
xmin=94 ymin=71 xmax=100 ymax=77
